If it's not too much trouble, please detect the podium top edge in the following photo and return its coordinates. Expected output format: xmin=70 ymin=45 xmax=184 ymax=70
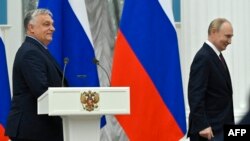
xmin=48 ymin=87 xmax=130 ymax=89
xmin=47 ymin=87 xmax=130 ymax=92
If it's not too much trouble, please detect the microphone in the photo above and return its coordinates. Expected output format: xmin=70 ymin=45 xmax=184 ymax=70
xmin=62 ymin=57 xmax=69 ymax=87
xmin=93 ymin=58 xmax=111 ymax=86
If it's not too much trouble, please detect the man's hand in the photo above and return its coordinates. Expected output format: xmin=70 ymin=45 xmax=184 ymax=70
xmin=199 ymin=126 xmax=214 ymax=140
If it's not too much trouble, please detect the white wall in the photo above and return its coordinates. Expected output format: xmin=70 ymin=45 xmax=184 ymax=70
xmin=2 ymin=1 xmax=250 ymax=140
xmin=180 ymin=0 xmax=250 ymax=125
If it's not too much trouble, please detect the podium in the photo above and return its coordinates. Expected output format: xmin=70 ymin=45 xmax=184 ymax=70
xmin=37 ymin=87 xmax=130 ymax=141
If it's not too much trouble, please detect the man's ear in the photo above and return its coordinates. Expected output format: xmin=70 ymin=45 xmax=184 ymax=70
xmin=211 ymin=27 xmax=218 ymax=34
xmin=27 ymin=24 xmax=34 ymax=33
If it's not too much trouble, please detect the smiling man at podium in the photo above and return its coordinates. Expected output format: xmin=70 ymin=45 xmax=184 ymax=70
xmin=5 ymin=9 xmax=67 ymax=141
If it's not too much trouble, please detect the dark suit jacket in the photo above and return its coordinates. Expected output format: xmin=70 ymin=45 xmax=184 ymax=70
xmin=5 ymin=36 xmax=65 ymax=141
xmin=187 ymin=43 xmax=234 ymax=136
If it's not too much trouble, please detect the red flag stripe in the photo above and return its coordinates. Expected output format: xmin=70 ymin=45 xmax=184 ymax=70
xmin=112 ymin=31 xmax=183 ymax=141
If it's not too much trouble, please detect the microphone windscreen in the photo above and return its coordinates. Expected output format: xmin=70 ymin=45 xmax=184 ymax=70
xmin=64 ymin=57 xmax=69 ymax=64
xmin=93 ymin=58 xmax=99 ymax=65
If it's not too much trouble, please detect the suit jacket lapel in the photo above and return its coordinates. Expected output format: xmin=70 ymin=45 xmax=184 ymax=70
xmin=204 ymin=44 xmax=232 ymax=91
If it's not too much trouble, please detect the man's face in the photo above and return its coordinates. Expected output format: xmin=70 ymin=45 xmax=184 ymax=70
xmin=214 ymin=22 xmax=233 ymax=51
xmin=28 ymin=14 xmax=55 ymax=46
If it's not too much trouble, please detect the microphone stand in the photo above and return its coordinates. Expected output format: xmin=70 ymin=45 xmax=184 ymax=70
xmin=62 ymin=57 xmax=69 ymax=87
xmin=93 ymin=58 xmax=111 ymax=86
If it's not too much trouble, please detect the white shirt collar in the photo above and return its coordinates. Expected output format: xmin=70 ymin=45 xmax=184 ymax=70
xmin=205 ymin=40 xmax=220 ymax=56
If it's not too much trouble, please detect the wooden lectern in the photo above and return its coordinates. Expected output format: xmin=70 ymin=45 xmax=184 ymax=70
xmin=37 ymin=87 xmax=130 ymax=141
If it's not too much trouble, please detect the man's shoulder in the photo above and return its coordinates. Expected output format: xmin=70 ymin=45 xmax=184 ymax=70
xmin=15 ymin=41 xmax=43 ymax=60
xmin=17 ymin=41 xmax=37 ymax=53
xmin=195 ymin=46 xmax=211 ymax=58
xmin=23 ymin=36 xmax=44 ymax=48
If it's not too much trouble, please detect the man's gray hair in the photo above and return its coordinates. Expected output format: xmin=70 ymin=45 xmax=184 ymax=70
xmin=24 ymin=8 xmax=53 ymax=32
xmin=208 ymin=18 xmax=230 ymax=35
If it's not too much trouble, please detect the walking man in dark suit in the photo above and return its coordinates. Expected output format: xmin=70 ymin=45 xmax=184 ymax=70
xmin=187 ymin=18 xmax=235 ymax=141
xmin=5 ymin=9 xmax=66 ymax=141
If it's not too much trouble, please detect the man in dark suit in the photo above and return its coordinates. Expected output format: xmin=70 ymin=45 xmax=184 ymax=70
xmin=5 ymin=9 xmax=66 ymax=141
xmin=187 ymin=18 xmax=235 ymax=141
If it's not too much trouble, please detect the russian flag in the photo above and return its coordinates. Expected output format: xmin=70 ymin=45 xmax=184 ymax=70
xmin=111 ymin=0 xmax=186 ymax=140
xmin=38 ymin=0 xmax=99 ymax=87
xmin=38 ymin=0 xmax=106 ymax=128
xmin=0 ymin=31 xmax=11 ymax=141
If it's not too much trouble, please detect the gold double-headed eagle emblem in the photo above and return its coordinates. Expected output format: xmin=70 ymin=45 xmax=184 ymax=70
xmin=80 ymin=91 xmax=99 ymax=112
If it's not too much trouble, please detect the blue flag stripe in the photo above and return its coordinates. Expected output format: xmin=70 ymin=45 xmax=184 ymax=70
xmin=0 ymin=35 xmax=11 ymax=127
xmin=39 ymin=0 xmax=99 ymax=87
xmin=38 ymin=0 xmax=105 ymax=127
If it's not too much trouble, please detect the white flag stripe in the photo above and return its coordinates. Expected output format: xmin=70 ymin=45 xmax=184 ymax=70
xmin=158 ymin=0 xmax=175 ymax=29
xmin=68 ymin=0 xmax=94 ymax=47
